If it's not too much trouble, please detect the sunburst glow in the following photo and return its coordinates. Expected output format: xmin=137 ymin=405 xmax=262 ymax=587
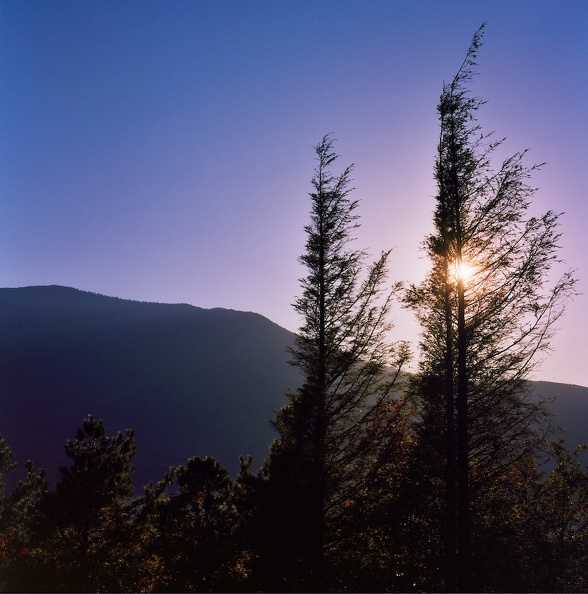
xmin=452 ymin=260 xmax=477 ymax=283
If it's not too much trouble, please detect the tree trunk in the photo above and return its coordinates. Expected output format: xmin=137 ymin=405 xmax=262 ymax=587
xmin=456 ymin=273 xmax=470 ymax=592
xmin=444 ymin=277 xmax=457 ymax=592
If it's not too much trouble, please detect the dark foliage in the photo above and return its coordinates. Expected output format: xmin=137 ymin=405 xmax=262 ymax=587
xmin=1 ymin=411 xmax=586 ymax=592
xmin=405 ymin=23 xmax=577 ymax=592
xmin=252 ymin=136 xmax=410 ymax=591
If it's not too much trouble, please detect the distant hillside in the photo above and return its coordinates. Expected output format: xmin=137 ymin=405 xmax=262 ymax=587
xmin=531 ymin=380 xmax=588 ymax=453
xmin=0 ymin=286 xmax=300 ymax=488
xmin=0 ymin=286 xmax=585 ymax=491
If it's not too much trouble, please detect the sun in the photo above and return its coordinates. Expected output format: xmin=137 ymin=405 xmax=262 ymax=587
xmin=452 ymin=260 xmax=477 ymax=283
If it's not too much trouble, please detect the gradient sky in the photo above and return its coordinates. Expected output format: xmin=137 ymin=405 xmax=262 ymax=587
xmin=1 ymin=1 xmax=587 ymax=386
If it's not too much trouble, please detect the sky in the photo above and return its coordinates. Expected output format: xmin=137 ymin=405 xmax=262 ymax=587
xmin=1 ymin=0 xmax=587 ymax=386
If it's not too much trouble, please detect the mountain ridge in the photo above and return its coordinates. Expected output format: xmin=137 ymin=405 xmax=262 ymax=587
xmin=0 ymin=286 xmax=586 ymax=490
xmin=0 ymin=285 xmax=300 ymax=487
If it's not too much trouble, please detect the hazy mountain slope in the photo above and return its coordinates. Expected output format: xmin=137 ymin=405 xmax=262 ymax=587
xmin=531 ymin=380 xmax=588 ymax=452
xmin=0 ymin=286 xmax=585 ymax=491
xmin=0 ymin=286 xmax=300 ymax=487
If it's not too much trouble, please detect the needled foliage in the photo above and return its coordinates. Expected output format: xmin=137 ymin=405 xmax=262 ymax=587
xmin=0 ymin=416 xmax=139 ymax=592
xmin=0 ymin=460 xmax=48 ymax=591
xmin=137 ymin=455 xmax=244 ymax=592
xmin=2 ymin=415 xmax=586 ymax=593
xmin=538 ymin=441 xmax=588 ymax=592
xmin=252 ymin=135 xmax=411 ymax=592
xmin=0 ymin=434 xmax=50 ymax=591
xmin=43 ymin=415 xmax=138 ymax=591
xmin=405 ymin=24 xmax=577 ymax=591
xmin=0 ymin=435 xmax=15 ymax=496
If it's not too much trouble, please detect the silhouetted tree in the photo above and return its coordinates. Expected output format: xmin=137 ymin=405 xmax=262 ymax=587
xmin=39 ymin=415 xmax=138 ymax=591
xmin=469 ymin=440 xmax=588 ymax=591
xmin=0 ymin=460 xmax=49 ymax=591
xmin=258 ymin=135 xmax=409 ymax=591
xmin=405 ymin=24 xmax=576 ymax=591
xmin=140 ymin=455 xmax=244 ymax=592
xmin=538 ymin=440 xmax=588 ymax=591
xmin=0 ymin=434 xmax=15 ymax=496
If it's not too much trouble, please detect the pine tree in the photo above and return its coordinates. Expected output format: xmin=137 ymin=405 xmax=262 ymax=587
xmin=40 ymin=415 xmax=138 ymax=591
xmin=0 ymin=460 xmax=49 ymax=591
xmin=141 ymin=456 xmax=242 ymax=592
xmin=539 ymin=440 xmax=588 ymax=591
xmin=406 ymin=25 xmax=576 ymax=591
xmin=260 ymin=135 xmax=409 ymax=591
xmin=0 ymin=433 xmax=15 ymax=496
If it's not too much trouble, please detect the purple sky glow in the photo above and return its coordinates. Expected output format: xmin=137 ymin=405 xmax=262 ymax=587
xmin=1 ymin=1 xmax=587 ymax=386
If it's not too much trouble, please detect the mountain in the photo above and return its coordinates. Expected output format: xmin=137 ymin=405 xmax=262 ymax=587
xmin=532 ymin=380 xmax=588 ymax=453
xmin=0 ymin=286 xmax=586 ymax=490
xmin=0 ymin=286 xmax=300 ymax=488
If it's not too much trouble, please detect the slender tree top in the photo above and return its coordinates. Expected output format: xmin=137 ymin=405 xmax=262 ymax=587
xmin=448 ymin=23 xmax=486 ymax=92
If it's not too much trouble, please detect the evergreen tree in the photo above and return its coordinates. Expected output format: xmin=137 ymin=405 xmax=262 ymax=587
xmin=0 ymin=433 xmax=15 ymax=496
xmin=0 ymin=460 xmax=49 ymax=591
xmin=140 ymin=455 xmax=244 ymax=592
xmin=538 ymin=440 xmax=588 ymax=591
xmin=469 ymin=440 xmax=588 ymax=591
xmin=258 ymin=135 xmax=409 ymax=591
xmin=405 ymin=25 xmax=576 ymax=591
xmin=39 ymin=415 xmax=138 ymax=591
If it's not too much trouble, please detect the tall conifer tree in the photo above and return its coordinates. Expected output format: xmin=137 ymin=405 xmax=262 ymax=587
xmin=406 ymin=25 xmax=576 ymax=591
xmin=41 ymin=415 xmax=138 ymax=591
xmin=262 ymin=136 xmax=408 ymax=591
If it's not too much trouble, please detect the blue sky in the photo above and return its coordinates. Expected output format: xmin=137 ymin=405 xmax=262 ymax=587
xmin=1 ymin=0 xmax=587 ymax=386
